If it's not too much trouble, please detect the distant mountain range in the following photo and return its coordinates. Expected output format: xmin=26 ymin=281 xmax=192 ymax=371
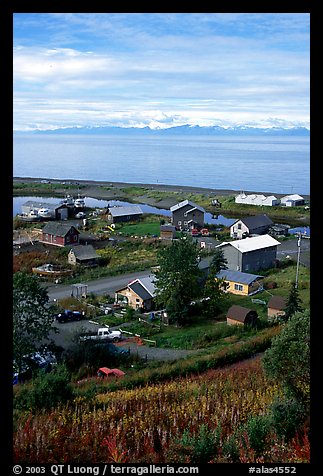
xmin=22 ymin=124 xmax=310 ymax=136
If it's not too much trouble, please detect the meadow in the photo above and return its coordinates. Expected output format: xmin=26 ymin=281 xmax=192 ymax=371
xmin=13 ymin=356 xmax=309 ymax=464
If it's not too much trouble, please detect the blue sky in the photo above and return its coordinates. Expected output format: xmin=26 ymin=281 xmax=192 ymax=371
xmin=13 ymin=13 xmax=310 ymax=131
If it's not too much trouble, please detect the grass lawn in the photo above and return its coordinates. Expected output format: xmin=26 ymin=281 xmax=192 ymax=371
xmin=119 ymin=222 xmax=161 ymax=236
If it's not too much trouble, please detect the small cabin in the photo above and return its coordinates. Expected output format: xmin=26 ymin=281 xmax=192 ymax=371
xmin=160 ymin=224 xmax=176 ymax=240
xmin=267 ymin=295 xmax=287 ymax=321
xmin=68 ymin=244 xmax=98 ymax=267
xmin=226 ymin=305 xmax=258 ymax=327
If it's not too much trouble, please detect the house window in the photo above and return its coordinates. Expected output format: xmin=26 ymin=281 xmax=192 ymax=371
xmin=184 ymin=212 xmax=188 ymax=217
xmin=178 ymin=221 xmax=182 ymax=226
xmin=238 ymin=223 xmax=242 ymax=230
xmin=136 ymin=298 xmax=140 ymax=302
xmin=74 ymin=235 xmax=78 ymax=242
xmin=234 ymin=284 xmax=243 ymax=291
xmin=184 ymin=221 xmax=188 ymax=226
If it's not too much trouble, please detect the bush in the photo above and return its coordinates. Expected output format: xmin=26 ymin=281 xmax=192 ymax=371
xmin=269 ymin=398 xmax=307 ymax=442
xmin=14 ymin=365 xmax=73 ymax=411
xmin=244 ymin=414 xmax=272 ymax=456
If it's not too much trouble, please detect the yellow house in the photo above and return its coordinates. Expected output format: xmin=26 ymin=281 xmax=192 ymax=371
xmin=215 ymin=270 xmax=264 ymax=296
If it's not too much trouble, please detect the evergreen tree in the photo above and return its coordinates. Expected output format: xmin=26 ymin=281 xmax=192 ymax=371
xmin=284 ymin=282 xmax=303 ymax=320
xmin=209 ymin=248 xmax=228 ymax=274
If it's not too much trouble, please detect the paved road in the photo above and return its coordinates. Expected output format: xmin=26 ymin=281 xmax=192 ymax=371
xmin=45 ymin=269 xmax=153 ymax=302
xmin=277 ymin=237 xmax=310 ymax=268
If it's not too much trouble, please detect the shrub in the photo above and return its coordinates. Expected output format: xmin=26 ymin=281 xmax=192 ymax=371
xmin=269 ymin=398 xmax=307 ymax=442
xmin=244 ymin=414 xmax=272 ymax=456
xmin=14 ymin=365 xmax=73 ymax=411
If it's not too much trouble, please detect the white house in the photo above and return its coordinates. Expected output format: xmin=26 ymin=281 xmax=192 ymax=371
xmin=280 ymin=194 xmax=305 ymax=207
xmin=235 ymin=193 xmax=280 ymax=206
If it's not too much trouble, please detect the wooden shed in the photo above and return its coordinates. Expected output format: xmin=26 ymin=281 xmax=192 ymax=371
xmin=226 ymin=305 xmax=258 ymax=327
xmin=267 ymin=295 xmax=287 ymax=321
xmin=97 ymin=367 xmax=125 ymax=378
xmin=68 ymin=244 xmax=98 ymax=267
xmin=160 ymin=224 xmax=176 ymax=240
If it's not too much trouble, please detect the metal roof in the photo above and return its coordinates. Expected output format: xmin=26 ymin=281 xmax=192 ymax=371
xmin=170 ymin=200 xmax=205 ymax=213
xmin=218 ymin=234 xmax=280 ymax=253
xmin=22 ymin=201 xmax=66 ymax=210
xmin=281 ymin=194 xmax=304 ymax=201
xmin=215 ymin=269 xmax=263 ymax=285
xmin=108 ymin=205 xmax=143 ymax=217
xmin=232 ymin=214 xmax=273 ymax=229
xmin=69 ymin=245 xmax=97 ymax=260
xmin=42 ymin=222 xmax=79 ymax=237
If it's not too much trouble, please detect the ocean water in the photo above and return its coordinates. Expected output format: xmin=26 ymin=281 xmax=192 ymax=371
xmin=13 ymin=134 xmax=310 ymax=195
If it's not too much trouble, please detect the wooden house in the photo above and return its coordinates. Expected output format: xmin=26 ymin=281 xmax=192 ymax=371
xmin=160 ymin=224 xmax=176 ymax=240
xmin=230 ymin=214 xmax=273 ymax=239
xmin=217 ymin=234 xmax=280 ymax=272
xmin=115 ymin=276 xmax=156 ymax=311
xmin=170 ymin=200 xmax=205 ymax=231
xmin=41 ymin=222 xmax=80 ymax=247
xmin=267 ymin=295 xmax=287 ymax=321
xmin=226 ymin=305 xmax=258 ymax=327
xmin=215 ymin=270 xmax=264 ymax=296
xmin=107 ymin=205 xmax=143 ymax=223
xmin=68 ymin=244 xmax=98 ymax=267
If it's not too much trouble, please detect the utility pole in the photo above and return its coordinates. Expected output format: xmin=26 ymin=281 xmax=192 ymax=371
xmin=295 ymin=233 xmax=301 ymax=289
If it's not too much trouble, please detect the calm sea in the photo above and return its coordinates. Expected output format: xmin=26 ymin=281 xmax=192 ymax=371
xmin=13 ymin=134 xmax=310 ymax=195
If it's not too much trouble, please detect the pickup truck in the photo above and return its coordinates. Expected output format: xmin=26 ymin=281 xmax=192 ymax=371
xmin=55 ymin=309 xmax=84 ymax=323
xmin=79 ymin=327 xmax=122 ymax=343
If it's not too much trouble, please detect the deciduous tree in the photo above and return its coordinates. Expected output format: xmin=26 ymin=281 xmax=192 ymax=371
xmin=155 ymin=236 xmax=201 ymax=325
xmin=13 ymin=272 xmax=56 ymax=376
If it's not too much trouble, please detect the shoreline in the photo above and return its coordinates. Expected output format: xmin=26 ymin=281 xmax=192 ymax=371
xmin=13 ymin=176 xmax=310 ymax=201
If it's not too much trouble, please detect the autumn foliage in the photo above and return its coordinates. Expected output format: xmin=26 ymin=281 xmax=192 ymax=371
xmin=13 ymin=357 xmax=309 ymax=464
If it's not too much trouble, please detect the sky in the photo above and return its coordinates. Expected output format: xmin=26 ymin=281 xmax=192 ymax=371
xmin=13 ymin=13 xmax=310 ymax=131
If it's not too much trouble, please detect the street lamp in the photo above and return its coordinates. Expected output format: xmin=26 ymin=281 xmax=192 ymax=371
xmin=295 ymin=233 xmax=302 ymax=289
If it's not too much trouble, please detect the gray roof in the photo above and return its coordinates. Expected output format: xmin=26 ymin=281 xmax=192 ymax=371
xmin=22 ymin=201 xmax=66 ymax=211
xmin=128 ymin=276 xmax=156 ymax=300
xmin=170 ymin=200 xmax=205 ymax=213
xmin=69 ymin=245 xmax=97 ymax=260
xmin=108 ymin=205 xmax=143 ymax=217
xmin=160 ymin=225 xmax=176 ymax=232
xmin=216 ymin=270 xmax=263 ymax=285
xmin=42 ymin=222 xmax=79 ymax=237
xmin=232 ymin=214 xmax=273 ymax=230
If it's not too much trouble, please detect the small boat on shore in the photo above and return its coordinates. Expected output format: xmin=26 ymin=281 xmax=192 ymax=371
xmin=74 ymin=194 xmax=86 ymax=208
xmin=16 ymin=210 xmax=41 ymax=222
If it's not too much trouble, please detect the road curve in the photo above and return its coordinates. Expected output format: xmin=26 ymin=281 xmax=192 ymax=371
xmin=44 ymin=269 xmax=153 ymax=302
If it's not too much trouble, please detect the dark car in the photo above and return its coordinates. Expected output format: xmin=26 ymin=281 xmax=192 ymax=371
xmin=55 ymin=309 xmax=84 ymax=323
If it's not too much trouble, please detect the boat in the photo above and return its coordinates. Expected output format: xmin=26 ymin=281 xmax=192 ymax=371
xmin=74 ymin=194 xmax=86 ymax=208
xmin=16 ymin=210 xmax=40 ymax=222
xmin=37 ymin=208 xmax=52 ymax=219
xmin=60 ymin=194 xmax=75 ymax=207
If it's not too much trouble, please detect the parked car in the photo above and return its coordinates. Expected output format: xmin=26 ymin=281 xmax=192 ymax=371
xmin=79 ymin=327 xmax=122 ymax=343
xmin=13 ymin=350 xmax=57 ymax=384
xmin=54 ymin=309 xmax=85 ymax=323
